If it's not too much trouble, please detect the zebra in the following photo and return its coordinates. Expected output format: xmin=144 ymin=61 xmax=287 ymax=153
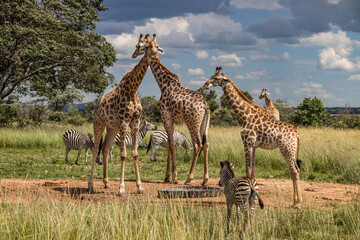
xmin=63 ymin=129 xmax=102 ymax=165
xmin=108 ymin=120 xmax=157 ymax=161
xmin=146 ymin=130 xmax=193 ymax=162
xmin=219 ymin=161 xmax=264 ymax=238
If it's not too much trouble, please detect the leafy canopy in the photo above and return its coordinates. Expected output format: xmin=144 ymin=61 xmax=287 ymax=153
xmin=0 ymin=0 xmax=116 ymax=102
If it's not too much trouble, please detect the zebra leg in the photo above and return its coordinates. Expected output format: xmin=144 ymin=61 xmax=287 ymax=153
xmin=226 ymin=201 xmax=232 ymax=237
xmin=75 ymin=149 xmax=81 ymax=165
xmin=249 ymin=192 xmax=256 ymax=239
xmin=238 ymin=202 xmax=248 ymax=239
xmin=88 ymin=122 xmax=105 ymax=194
xmin=151 ymin=145 xmax=160 ymax=162
xmin=130 ymin=117 xmax=145 ymax=195
xmin=65 ymin=147 xmax=70 ymax=164
xmin=84 ymin=148 xmax=89 ymax=165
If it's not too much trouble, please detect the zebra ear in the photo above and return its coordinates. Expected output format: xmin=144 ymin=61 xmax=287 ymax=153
xmin=230 ymin=163 xmax=235 ymax=169
xmin=220 ymin=161 xmax=224 ymax=168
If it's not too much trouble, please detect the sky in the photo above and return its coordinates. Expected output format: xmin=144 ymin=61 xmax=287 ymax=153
xmin=90 ymin=0 xmax=360 ymax=107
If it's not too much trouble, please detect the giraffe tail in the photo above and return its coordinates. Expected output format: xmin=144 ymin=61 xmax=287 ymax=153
xmin=96 ymin=137 xmax=103 ymax=165
xmin=197 ymin=108 xmax=210 ymax=158
xmin=296 ymin=136 xmax=302 ymax=170
xmin=250 ymin=183 xmax=264 ymax=209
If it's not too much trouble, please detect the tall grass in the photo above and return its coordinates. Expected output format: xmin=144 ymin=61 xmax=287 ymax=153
xmin=1 ymin=124 xmax=360 ymax=183
xmin=0 ymin=198 xmax=359 ymax=240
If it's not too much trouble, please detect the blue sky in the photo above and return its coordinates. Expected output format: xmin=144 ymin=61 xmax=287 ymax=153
xmin=91 ymin=0 xmax=360 ymax=107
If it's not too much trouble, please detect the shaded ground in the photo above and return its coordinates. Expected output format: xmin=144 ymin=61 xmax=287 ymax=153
xmin=1 ymin=178 xmax=359 ymax=209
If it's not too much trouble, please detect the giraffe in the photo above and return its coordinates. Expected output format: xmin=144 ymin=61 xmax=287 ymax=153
xmin=88 ymin=34 xmax=164 ymax=196
xmin=204 ymin=67 xmax=302 ymax=208
xmin=259 ymin=89 xmax=280 ymax=121
xmin=135 ymin=34 xmax=210 ymax=185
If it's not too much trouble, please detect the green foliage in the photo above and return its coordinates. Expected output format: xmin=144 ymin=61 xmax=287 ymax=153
xmin=273 ymin=99 xmax=295 ymax=123
xmin=83 ymin=101 xmax=97 ymax=122
xmin=0 ymin=0 xmax=116 ymax=102
xmin=292 ymin=97 xmax=333 ymax=126
xmin=46 ymin=88 xmax=84 ymax=111
xmin=65 ymin=115 xmax=86 ymax=126
xmin=0 ymin=103 xmax=18 ymax=126
xmin=332 ymin=115 xmax=360 ymax=129
xmin=210 ymin=108 xmax=240 ymax=126
xmin=48 ymin=111 xmax=64 ymax=122
xmin=196 ymin=88 xmax=219 ymax=112
xmin=140 ymin=96 xmax=161 ymax=122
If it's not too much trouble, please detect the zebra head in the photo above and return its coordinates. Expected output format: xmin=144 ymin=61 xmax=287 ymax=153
xmin=219 ymin=161 xmax=235 ymax=187
xmin=143 ymin=120 xmax=157 ymax=131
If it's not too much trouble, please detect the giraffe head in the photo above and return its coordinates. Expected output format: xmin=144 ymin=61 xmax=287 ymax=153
xmin=203 ymin=66 xmax=230 ymax=89
xmin=259 ymin=89 xmax=270 ymax=99
xmin=132 ymin=34 xmax=164 ymax=59
xmin=132 ymin=34 xmax=146 ymax=58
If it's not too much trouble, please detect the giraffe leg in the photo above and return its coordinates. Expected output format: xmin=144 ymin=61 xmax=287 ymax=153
xmin=280 ymin=146 xmax=302 ymax=208
xmin=102 ymin=127 xmax=118 ymax=189
xmin=185 ymin=123 xmax=202 ymax=185
xmin=130 ymin=117 xmax=145 ymax=194
xmin=243 ymin=145 xmax=254 ymax=179
xmin=117 ymin=125 xmax=128 ymax=197
xmin=162 ymin=118 xmax=177 ymax=184
xmin=88 ymin=122 xmax=105 ymax=194
xmin=201 ymin=139 xmax=209 ymax=186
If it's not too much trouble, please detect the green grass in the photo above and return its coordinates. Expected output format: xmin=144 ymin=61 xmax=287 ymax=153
xmin=1 ymin=124 xmax=360 ymax=184
xmin=0 ymin=199 xmax=359 ymax=239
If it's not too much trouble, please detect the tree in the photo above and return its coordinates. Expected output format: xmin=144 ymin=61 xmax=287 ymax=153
xmin=273 ymin=99 xmax=294 ymax=123
xmin=140 ymin=96 xmax=162 ymax=123
xmin=196 ymin=87 xmax=219 ymax=112
xmin=220 ymin=90 xmax=253 ymax=109
xmin=0 ymin=0 xmax=116 ymax=102
xmin=292 ymin=97 xmax=333 ymax=126
xmin=210 ymin=108 xmax=240 ymax=127
xmin=46 ymin=88 xmax=84 ymax=111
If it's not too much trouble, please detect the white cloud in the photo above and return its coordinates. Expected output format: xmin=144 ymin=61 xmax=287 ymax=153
xmin=327 ymin=0 xmax=340 ymax=4
xmin=235 ymin=69 xmax=268 ymax=80
xmin=105 ymin=34 xmax=138 ymax=60
xmin=275 ymin=87 xmax=282 ymax=95
xmin=187 ymin=76 xmax=207 ymax=86
xmin=298 ymin=30 xmax=360 ymax=71
xmin=210 ymin=53 xmax=244 ymax=67
xmin=195 ymin=50 xmax=209 ymax=59
xmin=348 ymin=74 xmax=360 ymax=81
xmin=294 ymin=82 xmax=338 ymax=100
xmin=188 ymin=68 xmax=205 ymax=75
xmin=171 ymin=63 xmax=181 ymax=70
xmin=250 ymin=52 xmax=290 ymax=61
xmin=230 ymin=0 xmax=282 ymax=10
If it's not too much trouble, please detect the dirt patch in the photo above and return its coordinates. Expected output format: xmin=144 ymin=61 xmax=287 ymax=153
xmin=0 ymin=178 xmax=358 ymax=209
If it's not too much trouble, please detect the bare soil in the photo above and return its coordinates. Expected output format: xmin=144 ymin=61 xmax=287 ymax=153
xmin=1 ymin=178 xmax=359 ymax=209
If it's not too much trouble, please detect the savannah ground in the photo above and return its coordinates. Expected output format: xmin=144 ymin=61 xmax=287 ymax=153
xmin=0 ymin=124 xmax=359 ymax=239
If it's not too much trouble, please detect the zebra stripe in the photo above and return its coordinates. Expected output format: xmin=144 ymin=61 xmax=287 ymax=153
xmin=108 ymin=120 xmax=157 ymax=161
xmin=63 ymin=129 xmax=94 ymax=165
xmin=146 ymin=130 xmax=193 ymax=161
xmin=219 ymin=161 xmax=264 ymax=238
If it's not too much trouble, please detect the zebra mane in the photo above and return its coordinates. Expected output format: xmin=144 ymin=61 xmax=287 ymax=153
xmin=222 ymin=160 xmax=235 ymax=178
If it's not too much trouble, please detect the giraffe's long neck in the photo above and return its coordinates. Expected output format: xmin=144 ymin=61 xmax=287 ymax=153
xmin=118 ymin=55 xmax=149 ymax=95
xmin=265 ymin=95 xmax=275 ymax=109
xmin=222 ymin=80 xmax=263 ymax=123
xmin=149 ymin=58 xmax=183 ymax=92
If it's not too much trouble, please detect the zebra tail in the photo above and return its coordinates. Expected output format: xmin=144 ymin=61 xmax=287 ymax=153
xmin=146 ymin=136 xmax=152 ymax=154
xmin=250 ymin=185 xmax=265 ymax=209
xmin=98 ymin=136 xmax=103 ymax=156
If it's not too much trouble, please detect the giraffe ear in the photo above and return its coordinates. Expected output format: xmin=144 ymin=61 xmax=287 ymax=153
xmin=267 ymin=92 xmax=270 ymax=96
xmin=220 ymin=161 xmax=224 ymax=168
xmin=230 ymin=163 xmax=235 ymax=169
xmin=157 ymin=47 xmax=164 ymax=54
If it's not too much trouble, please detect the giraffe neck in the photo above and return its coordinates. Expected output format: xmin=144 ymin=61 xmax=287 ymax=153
xmin=149 ymin=58 xmax=183 ymax=92
xmin=221 ymin=80 xmax=263 ymax=123
xmin=265 ymin=95 xmax=274 ymax=108
xmin=118 ymin=55 xmax=149 ymax=95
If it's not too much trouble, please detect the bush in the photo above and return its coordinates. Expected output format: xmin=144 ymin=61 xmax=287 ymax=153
xmin=210 ymin=108 xmax=240 ymax=126
xmin=48 ymin=111 xmax=65 ymax=122
xmin=65 ymin=115 xmax=86 ymax=126
xmin=0 ymin=103 xmax=18 ymax=126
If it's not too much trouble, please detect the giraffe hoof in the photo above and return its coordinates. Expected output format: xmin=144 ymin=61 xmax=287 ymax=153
xmin=184 ymin=181 xmax=192 ymax=185
xmin=137 ymin=189 xmax=146 ymax=195
xmin=171 ymin=180 xmax=178 ymax=185
xmin=201 ymin=181 xmax=209 ymax=186
xmin=164 ymin=178 xmax=171 ymax=183
xmin=104 ymin=184 xmax=112 ymax=189
xmin=117 ymin=191 xmax=126 ymax=197
xmin=291 ymin=203 xmax=301 ymax=209
xmin=88 ymin=184 xmax=94 ymax=194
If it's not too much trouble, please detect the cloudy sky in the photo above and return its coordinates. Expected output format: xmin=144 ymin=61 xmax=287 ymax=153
xmin=92 ymin=0 xmax=360 ymax=107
